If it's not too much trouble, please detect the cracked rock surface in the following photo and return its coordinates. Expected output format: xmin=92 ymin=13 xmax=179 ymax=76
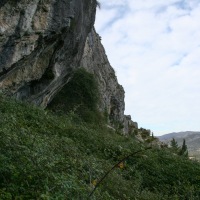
xmin=0 ymin=0 xmax=96 ymax=107
xmin=81 ymin=28 xmax=138 ymax=133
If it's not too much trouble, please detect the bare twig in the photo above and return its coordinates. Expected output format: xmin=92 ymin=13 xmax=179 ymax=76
xmin=88 ymin=147 xmax=152 ymax=198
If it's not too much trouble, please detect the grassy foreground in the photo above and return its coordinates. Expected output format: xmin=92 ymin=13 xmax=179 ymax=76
xmin=0 ymin=95 xmax=200 ymax=200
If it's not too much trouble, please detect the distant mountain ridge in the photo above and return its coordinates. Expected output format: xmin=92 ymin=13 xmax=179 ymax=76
xmin=158 ymin=131 xmax=200 ymax=160
xmin=158 ymin=131 xmax=200 ymax=140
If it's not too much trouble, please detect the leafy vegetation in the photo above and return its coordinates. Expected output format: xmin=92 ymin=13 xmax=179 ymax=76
xmin=170 ymin=138 xmax=189 ymax=158
xmin=48 ymin=68 xmax=103 ymax=125
xmin=0 ymin=69 xmax=200 ymax=199
xmin=170 ymin=138 xmax=179 ymax=151
xmin=179 ymin=139 xmax=189 ymax=157
xmin=159 ymin=132 xmax=200 ymax=161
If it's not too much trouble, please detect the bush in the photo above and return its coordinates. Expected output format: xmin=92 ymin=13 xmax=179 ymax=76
xmin=48 ymin=68 xmax=104 ymax=124
xmin=1 ymin=95 xmax=200 ymax=199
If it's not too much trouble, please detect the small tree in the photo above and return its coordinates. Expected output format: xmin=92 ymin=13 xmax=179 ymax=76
xmin=170 ymin=138 xmax=180 ymax=154
xmin=179 ymin=139 xmax=188 ymax=157
xmin=170 ymin=138 xmax=178 ymax=149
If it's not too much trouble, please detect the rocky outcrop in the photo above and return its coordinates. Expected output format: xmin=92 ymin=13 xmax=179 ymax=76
xmin=80 ymin=28 xmax=124 ymax=123
xmin=0 ymin=0 xmax=97 ymax=107
xmin=0 ymin=1 xmax=138 ymax=134
xmin=80 ymin=28 xmax=138 ymax=133
xmin=123 ymin=115 xmax=138 ymax=134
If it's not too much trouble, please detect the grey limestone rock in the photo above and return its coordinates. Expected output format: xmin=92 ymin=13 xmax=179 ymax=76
xmin=0 ymin=1 xmax=138 ymax=134
xmin=80 ymin=28 xmax=137 ymax=133
xmin=80 ymin=28 xmax=124 ymax=125
xmin=0 ymin=0 xmax=97 ymax=107
xmin=123 ymin=115 xmax=138 ymax=134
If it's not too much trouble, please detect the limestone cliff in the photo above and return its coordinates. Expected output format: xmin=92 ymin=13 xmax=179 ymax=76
xmin=80 ymin=28 xmax=124 ymax=124
xmin=0 ymin=0 xmax=137 ymax=134
xmin=0 ymin=0 xmax=97 ymax=106
xmin=80 ymin=28 xmax=138 ymax=133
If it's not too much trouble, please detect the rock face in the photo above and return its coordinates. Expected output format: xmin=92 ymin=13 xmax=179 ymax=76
xmin=0 ymin=1 xmax=137 ymax=134
xmin=80 ymin=28 xmax=138 ymax=132
xmin=80 ymin=28 xmax=124 ymax=123
xmin=0 ymin=0 xmax=97 ymax=107
xmin=123 ymin=115 xmax=138 ymax=134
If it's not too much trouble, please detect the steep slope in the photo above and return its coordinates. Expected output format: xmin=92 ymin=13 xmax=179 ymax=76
xmin=0 ymin=1 xmax=137 ymax=134
xmin=0 ymin=0 xmax=97 ymax=107
xmin=1 ymin=1 xmax=200 ymax=199
xmin=1 ymin=96 xmax=200 ymax=199
xmin=80 ymin=28 xmax=138 ymax=133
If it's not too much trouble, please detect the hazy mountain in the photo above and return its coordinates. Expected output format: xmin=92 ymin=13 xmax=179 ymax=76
xmin=158 ymin=131 xmax=200 ymax=160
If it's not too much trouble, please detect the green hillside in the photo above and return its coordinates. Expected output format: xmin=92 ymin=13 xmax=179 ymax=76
xmin=0 ymin=70 xmax=200 ymax=199
xmin=0 ymin=95 xmax=200 ymax=199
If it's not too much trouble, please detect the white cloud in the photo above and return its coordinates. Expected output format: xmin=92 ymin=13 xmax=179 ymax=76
xmin=95 ymin=0 xmax=200 ymax=135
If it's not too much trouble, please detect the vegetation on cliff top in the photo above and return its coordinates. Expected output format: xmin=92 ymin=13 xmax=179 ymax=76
xmin=0 ymin=69 xmax=200 ymax=199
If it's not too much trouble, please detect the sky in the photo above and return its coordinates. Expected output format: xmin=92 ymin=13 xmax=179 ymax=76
xmin=95 ymin=0 xmax=200 ymax=136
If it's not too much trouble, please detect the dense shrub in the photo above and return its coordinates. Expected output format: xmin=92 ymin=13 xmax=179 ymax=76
xmin=0 ymin=95 xmax=200 ymax=199
xmin=48 ymin=68 xmax=103 ymax=124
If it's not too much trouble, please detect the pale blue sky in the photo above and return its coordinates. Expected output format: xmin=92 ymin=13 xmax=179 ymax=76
xmin=95 ymin=0 xmax=200 ymax=136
